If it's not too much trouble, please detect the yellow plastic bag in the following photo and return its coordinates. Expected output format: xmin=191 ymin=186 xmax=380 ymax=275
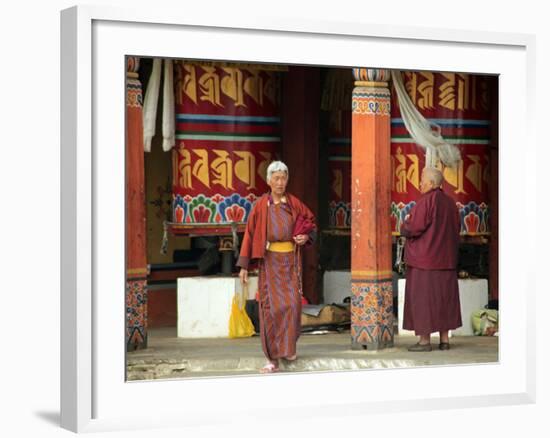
xmin=228 ymin=283 xmax=255 ymax=338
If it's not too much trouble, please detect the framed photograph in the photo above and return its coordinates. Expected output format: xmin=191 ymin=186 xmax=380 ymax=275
xmin=61 ymin=4 xmax=536 ymax=433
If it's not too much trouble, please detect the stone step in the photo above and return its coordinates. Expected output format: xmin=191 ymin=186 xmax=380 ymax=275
xmin=127 ymin=355 xmax=446 ymax=381
xmin=126 ymin=332 xmax=498 ymax=381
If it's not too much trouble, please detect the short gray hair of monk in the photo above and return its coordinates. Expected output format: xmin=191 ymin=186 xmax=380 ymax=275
xmin=266 ymin=161 xmax=289 ymax=183
xmin=423 ymin=166 xmax=444 ymax=187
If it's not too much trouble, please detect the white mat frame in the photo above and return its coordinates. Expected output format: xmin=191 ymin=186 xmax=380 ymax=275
xmin=60 ymin=5 xmax=536 ymax=433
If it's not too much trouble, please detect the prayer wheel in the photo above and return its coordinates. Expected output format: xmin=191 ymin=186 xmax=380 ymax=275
xmin=390 ymin=71 xmax=493 ymax=235
xmin=171 ymin=61 xmax=282 ymax=229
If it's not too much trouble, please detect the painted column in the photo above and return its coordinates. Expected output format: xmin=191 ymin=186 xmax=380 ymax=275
xmin=126 ymin=56 xmax=148 ymax=351
xmin=350 ymin=68 xmax=394 ymax=350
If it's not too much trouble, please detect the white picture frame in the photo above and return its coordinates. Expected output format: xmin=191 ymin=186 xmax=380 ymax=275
xmin=60 ymin=4 xmax=536 ymax=433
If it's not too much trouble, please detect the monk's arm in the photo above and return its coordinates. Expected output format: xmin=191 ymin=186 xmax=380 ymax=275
xmin=400 ymin=200 xmax=432 ymax=238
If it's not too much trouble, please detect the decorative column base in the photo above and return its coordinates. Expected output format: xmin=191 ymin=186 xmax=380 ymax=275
xmin=126 ymin=277 xmax=148 ymax=351
xmin=350 ymin=279 xmax=394 ymax=349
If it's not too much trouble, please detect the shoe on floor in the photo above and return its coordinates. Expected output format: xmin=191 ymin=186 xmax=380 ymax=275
xmin=407 ymin=342 xmax=433 ymax=352
xmin=439 ymin=342 xmax=450 ymax=350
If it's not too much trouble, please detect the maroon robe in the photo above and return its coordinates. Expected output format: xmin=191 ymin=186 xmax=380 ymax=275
xmin=400 ymin=187 xmax=462 ymax=336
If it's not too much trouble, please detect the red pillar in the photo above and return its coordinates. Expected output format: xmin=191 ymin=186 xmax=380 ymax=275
xmin=281 ymin=66 xmax=321 ymax=304
xmin=489 ymin=76 xmax=499 ymax=301
xmin=350 ymin=68 xmax=394 ymax=349
xmin=126 ymin=56 xmax=148 ymax=350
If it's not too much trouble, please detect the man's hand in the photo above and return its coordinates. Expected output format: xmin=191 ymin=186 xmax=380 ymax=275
xmin=293 ymin=234 xmax=308 ymax=246
xmin=239 ymin=268 xmax=248 ymax=285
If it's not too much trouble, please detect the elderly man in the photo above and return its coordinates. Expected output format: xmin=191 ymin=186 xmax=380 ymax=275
xmin=237 ymin=161 xmax=317 ymax=373
xmin=400 ymin=166 xmax=462 ymax=352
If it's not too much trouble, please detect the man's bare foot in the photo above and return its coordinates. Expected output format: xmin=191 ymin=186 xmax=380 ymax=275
xmin=259 ymin=361 xmax=279 ymax=373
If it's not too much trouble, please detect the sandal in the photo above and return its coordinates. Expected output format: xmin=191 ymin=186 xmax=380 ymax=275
xmin=259 ymin=361 xmax=279 ymax=373
xmin=407 ymin=342 xmax=433 ymax=352
xmin=284 ymin=355 xmax=297 ymax=361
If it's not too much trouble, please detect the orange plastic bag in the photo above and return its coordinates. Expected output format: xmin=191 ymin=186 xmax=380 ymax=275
xmin=228 ymin=283 xmax=255 ymax=338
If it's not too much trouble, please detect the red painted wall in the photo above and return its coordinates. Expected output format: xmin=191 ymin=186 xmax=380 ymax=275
xmin=281 ymin=66 xmax=321 ymax=304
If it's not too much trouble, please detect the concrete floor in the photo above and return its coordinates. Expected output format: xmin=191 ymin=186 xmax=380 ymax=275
xmin=126 ymin=327 xmax=499 ymax=381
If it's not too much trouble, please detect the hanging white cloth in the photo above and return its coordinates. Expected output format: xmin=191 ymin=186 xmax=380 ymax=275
xmin=390 ymin=70 xmax=461 ymax=168
xmin=142 ymin=58 xmax=175 ymax=152
xmin=143 ymin=58 xmax=161 ymax=152
xmin=162 ymin=59 xmax=175 ymax=152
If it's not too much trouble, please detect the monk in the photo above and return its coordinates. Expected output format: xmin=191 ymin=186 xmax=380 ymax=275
xmin=237 ymin=161 xmax=317 ymax=373
xmin=400 ymin=166 xmax=462 ymax=352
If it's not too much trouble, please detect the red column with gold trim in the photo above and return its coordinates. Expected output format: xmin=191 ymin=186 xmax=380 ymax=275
xmin=350 ymin=69 xmax=394 ymax=350
xmin=126 ymin=57 xmax=148 ymax=351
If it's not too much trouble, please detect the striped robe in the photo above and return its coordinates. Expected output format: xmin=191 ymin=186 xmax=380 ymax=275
xmin=258 ymin=201 xmax=301 ymax=361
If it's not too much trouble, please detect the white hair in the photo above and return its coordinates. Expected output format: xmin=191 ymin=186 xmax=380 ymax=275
xmin=266 ymin=161 xmax=289 ymax=183
xmin=423 ymin=166 xmax=444 ymax=187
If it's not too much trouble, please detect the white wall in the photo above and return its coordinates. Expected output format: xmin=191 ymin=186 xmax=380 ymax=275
xmin=1 ymin=0 xmax=548 ymax=437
